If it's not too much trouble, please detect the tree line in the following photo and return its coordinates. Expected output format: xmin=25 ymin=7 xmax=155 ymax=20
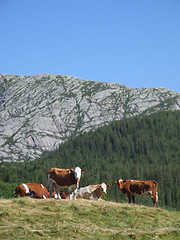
xmin=0 ymin=110 xmax=179 ymax=210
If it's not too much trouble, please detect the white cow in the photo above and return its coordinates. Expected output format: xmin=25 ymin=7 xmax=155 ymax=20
xmin=76 ymin=183 xmax=110 ymax=200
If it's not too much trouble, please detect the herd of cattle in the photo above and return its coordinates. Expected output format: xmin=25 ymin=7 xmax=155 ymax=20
xmin=14 ymin=166 xmax=158 ymax=207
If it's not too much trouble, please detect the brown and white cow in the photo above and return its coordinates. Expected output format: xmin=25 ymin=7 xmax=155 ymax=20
xmin=115 ymin=179 xmax=158 ymax=207
xmin=14 ymin=183 xmax=57 ymax=199
xmin=47 ymin=167 xmax=85 ymax=199
xmin=76 ymin=183 xmax=110 ymax=200
xmin=59 ymin=190 xmax=69 ymax=199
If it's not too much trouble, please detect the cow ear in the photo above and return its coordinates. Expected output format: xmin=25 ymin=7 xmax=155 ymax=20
xmin=107 ymin=184 xmax=110 ymax=188
xmin=81 ymin=169 xmax=85 ymax=172
xmin=114 ymin=180 xmax=117 ymax=183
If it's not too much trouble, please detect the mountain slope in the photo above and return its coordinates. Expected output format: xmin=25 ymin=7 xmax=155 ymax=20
xmin=0 ymin=73 xmax=180 ymax=162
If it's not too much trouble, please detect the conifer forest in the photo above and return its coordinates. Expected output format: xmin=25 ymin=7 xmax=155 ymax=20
xmin=0 ymin=111 xmax=179 ymax=210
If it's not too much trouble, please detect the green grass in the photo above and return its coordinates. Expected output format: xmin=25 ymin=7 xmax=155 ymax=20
xmin=0 ymin=198 xmax=179 ymax=239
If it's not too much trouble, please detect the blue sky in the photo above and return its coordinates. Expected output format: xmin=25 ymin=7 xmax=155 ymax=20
xmin=0 ymin=0 xmax=180 ymax=92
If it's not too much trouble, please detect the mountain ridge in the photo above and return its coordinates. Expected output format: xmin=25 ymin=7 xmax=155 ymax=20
xmin=0 ymin=73 xmax=180 ymax=162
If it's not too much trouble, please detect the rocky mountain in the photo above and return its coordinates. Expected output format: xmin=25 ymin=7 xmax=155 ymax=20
xmin=0 ymin=73 xmax=180 ymax=162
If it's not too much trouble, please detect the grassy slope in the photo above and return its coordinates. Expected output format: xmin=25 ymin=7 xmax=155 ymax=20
xmin=0 ymin=198 xmax=179 ymax=240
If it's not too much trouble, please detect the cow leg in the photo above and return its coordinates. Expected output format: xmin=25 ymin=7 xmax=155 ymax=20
xmin=55 ymin=185 xmax=61 ymax=199
xmin=73 ymin=189 xmax=78 ymax=200
xmin=155 ymin=192 xmax=158 ymax=207
xmin=50 ymin=191 xmax=52 ymax=198
xmin=73 ymin=182 xmax=80 ymax=200
xmin=69 ymin=191 xmax=77 ymax=200
xmin=28 ymin=191 xmax=35 ymax=198
xmin=55 ymin=191 xmax=61 ymax=199
xmin=47 ymin=179 xmax=53 ymax=198
xmin=132 ymin=195 xmax=135 ymax=204
xmin=68 ymin=186 xmax=73 ymax=200
xmin=68 ymin=185 xmax=77 ymax=200
xmin=47 ymin=174 xmax=57 ymax=198
xmin=127 ymin=193 xmax=131 ymax=204
xmin=48 ymin=185 xmax=53 ymax=198
xmin=152 ymin=192 xmax=158 ymax=207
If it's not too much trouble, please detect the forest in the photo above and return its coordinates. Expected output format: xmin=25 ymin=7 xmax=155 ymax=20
xmin=0 ymin=110 xmax=179 ymax=210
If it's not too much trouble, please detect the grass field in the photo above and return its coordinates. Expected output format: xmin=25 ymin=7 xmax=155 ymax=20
xmin=0 ymin=198 xmax=179 ymax=239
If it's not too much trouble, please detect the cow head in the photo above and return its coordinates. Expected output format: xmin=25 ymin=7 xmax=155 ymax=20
xmin=98 ymin=183 xmax=110 ymax=194
xmin=74 ymin=167 xmax=82 ymax=183
xmin=115 ymin=179 xmax=126 ymax=189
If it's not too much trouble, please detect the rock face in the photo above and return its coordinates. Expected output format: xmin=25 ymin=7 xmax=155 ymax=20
xmin=0 ymin=73 xmax=180 ymax=162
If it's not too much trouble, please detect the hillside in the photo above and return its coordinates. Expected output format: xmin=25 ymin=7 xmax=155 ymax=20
xmin=0 ymin=111 xmax=179 ymax=209
xmin=0 ymin=198 xmax=179 ymax=240
xmin=0 ymin=73 xmax=180 ymax=162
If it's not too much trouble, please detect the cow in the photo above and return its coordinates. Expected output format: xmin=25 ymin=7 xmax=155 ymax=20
xmin=115 ymin=178 xmax=158 ymax=207
xmin=14 ymin=183 xmax=57 ymax=199
xmin=76 ymin=183 xmax=110 ymax=200
xmin=47 ymin=167 xmax=85 ymax=199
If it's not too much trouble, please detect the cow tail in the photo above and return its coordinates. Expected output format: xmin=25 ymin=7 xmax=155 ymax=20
xmin=152 ymin=180 xmax=158 ymax=190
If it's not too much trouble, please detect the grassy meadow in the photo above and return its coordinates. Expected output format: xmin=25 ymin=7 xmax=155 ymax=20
xmin=0 ymin=198 xmax=179 ymax=240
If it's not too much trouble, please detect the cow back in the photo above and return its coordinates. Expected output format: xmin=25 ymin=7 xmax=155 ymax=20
xmin=129 ymin=180 xmax=157 ymax=194
xmin=47 ymin=168 xmax=77 ymax=187
xmin=27 ymin=183 xmax=50 ymax=198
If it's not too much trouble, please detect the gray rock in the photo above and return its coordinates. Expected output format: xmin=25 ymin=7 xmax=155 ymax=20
xmin=0 ymin=73 xmax=179 ymax=162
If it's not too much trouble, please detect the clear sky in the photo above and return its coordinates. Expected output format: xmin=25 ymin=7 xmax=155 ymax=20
xmin=0 ymin=0 xmax=180 ymax=92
